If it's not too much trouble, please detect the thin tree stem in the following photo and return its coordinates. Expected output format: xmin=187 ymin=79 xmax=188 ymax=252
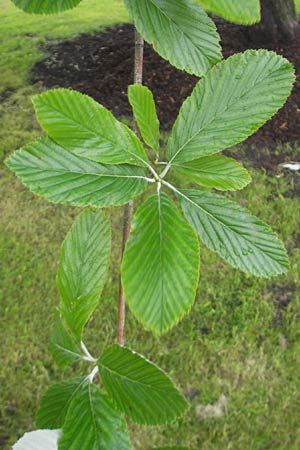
xmin=117 ymin=29 xmax=144 ymax=347
xmin=133 ymin=30 xmax=144 ymax=90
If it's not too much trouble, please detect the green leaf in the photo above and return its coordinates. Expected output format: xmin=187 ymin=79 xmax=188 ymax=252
xmin=33 ymin=89 xmax=148 ymax=166
xmin=36 ymin=377 xmax=86 ymax=429
xmin=11 ymin=0 xmax=81 ymax=14
xmin=59 ymin=381 xmax=131 ymax=450
xmin=50 ymin=309 xmax=82 ymax=367
xmin=13 ymin=430 xmax=61 ymax=450
xmin=128 ymin=84 xmax=160 ymax=152
xmin=122 ymin=192 xmax=200 ymax=334
xmin=124 ymin=0 xmax=221 ymax=77
xmin=167 ymin=50 xmax=295 ymax=165
xmin=195 ymin=0 xmax=261 ymax=24
xmin=177 ymin=189 xmax=289 ymax=277
xmin=98 ymin=344 xmax=189 ymax=425
xmin=173 ymin=155 xmax=251 ymax=191
xmin=57 ymin=209 xmax=111 ymax=339
xmin=6 ymin=138 xmax=148 ymax=208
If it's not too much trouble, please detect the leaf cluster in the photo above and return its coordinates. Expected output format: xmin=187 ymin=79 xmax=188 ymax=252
xmin=31 ymin=209 xmax=188 ymax=448
xmin=11 ymin=0 xmax=262 ymax=25
xmin=7 ymin=0 xmax=296 ymax=449
xmin=7 ymin=50 xmax=295 ymax=335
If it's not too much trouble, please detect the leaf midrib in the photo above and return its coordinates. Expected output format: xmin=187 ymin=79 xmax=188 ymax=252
xmin=53 ymin=342 xmax=81 ymax=360
xmin=55 ymin=378 xmax=86 ymax=428
xmin=99 ymin=360 xmax=166 ymax=391
xmin=37 ymin=97 xmax=148 ymax=166
xmin=87 ymin=383 xmax=102 ymax=450
xmin=177 ymin=189 xmax=276 ymax=256
xmin=62 ymin=217 xmax=110 ymax=303
xmin=20 ymin=156 xmax=148 ymax=180
xmin=157 ymin=191 xmax=165 ymax=333
xmin=148 ymin=0 xmax=216 ymax=59
xmin=168 ymin=56 xmax=284 ymax=164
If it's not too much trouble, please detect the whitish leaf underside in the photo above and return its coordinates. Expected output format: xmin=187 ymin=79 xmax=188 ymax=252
xmin=13 ymin=430 xmax=61 ymax=450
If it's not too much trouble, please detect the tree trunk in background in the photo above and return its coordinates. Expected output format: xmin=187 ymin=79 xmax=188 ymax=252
xmin=260 ymin=0 xmax=298 ymax=39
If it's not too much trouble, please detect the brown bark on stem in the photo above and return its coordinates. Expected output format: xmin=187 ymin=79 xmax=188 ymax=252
xmin=117 ymin=29 xmax=144 ymax=347
xmin=117 ymin=201 xmax=133 ymax=346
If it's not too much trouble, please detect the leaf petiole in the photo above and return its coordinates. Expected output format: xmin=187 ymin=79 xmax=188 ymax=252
xmin=160 ymin=162 xmax=172 ymax=179
xmin=81 ymin=341 xmax=97 ymax=363
xmin=87 ymin=366 xmax=99 ymax=383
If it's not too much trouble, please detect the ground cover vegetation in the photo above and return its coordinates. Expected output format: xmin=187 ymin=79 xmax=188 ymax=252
xmin=1 ymin=0 xmax=300 ymax=449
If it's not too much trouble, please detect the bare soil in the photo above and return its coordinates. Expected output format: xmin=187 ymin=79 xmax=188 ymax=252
xmin=32 ymin=20 xmax=300 ymax=167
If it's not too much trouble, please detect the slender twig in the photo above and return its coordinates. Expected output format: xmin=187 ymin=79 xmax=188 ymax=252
xmin=117 ymin=29 xmax=144 ymax=347
xmin=133 ymin=30 xmax=144 ymax=88
xmin=117 ymin=201 xmax=132 ymax=347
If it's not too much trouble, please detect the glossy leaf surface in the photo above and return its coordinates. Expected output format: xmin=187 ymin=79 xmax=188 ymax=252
xmin=195 ymin=0 xmax=260 ymax=24
xmin=50 ymin=310 xmax=82 ymax=367
xmin=173 ymin=155 xmax=251 ymax=191
xmin=167 ymin=50 xmax=295 ymax=164
xmin=33 ymin=89 xmax=148 ymax=166
xmin=59 ymin=382 xmax=131 ymax=450
xmin=6 ymin=138 xmax=148 ymax=208
xmin=98 ymin=344 xmax=189 ymax=425
xmin=11 ymin=0 xmax=81 ymax=14
xmin=57 ymin=209 xmax=111 ymax=339
xmin=122 ymin=192 xmax=200 ymax=334
xmin=178 ymin=189 xmax=289 ymax=277
xmin=125 ymin=0 xmax=221 ymax=77
xmin=36 ymin=378 xmax=86 ymax=429
xmin=128 ymin=84 xmax=160 ymax=152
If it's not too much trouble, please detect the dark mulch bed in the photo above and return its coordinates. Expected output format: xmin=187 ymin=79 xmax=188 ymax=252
xmin=32 ymin=20 xmax=300 ymax=161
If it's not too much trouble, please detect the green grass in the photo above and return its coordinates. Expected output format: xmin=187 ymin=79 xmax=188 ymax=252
xmin=1 ymin=166 xmax=300 ymax=450
xmin=1 ymin=1 xmax=300 ymax=449
xmin=0 ymin=0 xmax=130 ymax=93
